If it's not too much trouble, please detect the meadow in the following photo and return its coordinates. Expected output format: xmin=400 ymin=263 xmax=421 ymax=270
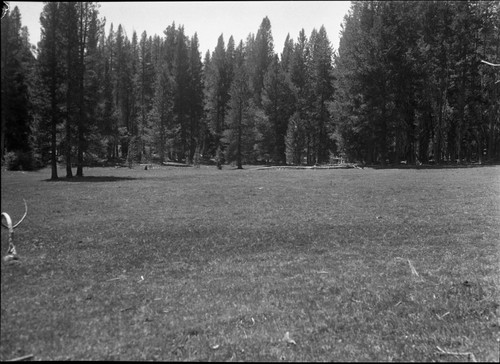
xmin=1 ymin=165 xmax=499 ymax=361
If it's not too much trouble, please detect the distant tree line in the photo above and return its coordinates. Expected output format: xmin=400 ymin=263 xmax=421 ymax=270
xmin=333 ymin=1 xmax=499 ymax=165
xmin=1 ymin=1 xmax=499 ymax=179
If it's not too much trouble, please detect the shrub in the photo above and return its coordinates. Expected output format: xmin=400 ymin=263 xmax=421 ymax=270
xmin=3 ymin=150 xmax=38 ymax=171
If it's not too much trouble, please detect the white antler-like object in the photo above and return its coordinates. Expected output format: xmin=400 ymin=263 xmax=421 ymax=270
xmin=481 ymin=60 xmax=500 ymax=67
xmin=1 ymin=199 xmax=28 ymax=262
xmin=481 ymin=60 xmax=500 ymax=84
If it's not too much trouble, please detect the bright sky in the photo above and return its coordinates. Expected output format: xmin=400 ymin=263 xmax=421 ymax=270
xmin=8 ymin=1 xmax=352 ymax=56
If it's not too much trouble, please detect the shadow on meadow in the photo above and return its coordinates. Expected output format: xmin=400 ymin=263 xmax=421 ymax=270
xmin=43 ymin=176 xmax=138 ymax=183
xmin=367 ymin=163 xmax=500 ymax=170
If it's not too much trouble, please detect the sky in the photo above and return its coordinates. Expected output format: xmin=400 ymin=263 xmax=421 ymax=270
xmin=8 ymin=1 xmax=352 ymax=56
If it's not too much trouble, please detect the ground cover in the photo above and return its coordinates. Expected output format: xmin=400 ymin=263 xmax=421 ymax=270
xmin=1 ymin=165 xmax=499 ymax=361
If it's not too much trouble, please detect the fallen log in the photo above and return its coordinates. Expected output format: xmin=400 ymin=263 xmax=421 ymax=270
xmin=162 ymin=162 xmax=191 ymax=167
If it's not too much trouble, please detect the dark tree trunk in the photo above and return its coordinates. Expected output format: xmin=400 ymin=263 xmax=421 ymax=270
xmin=237 ymin=99 xmax=243 ymax=169
xmin=51 ymin=103 xmax=58 ymax=180
xmin=65 ymin=119 xmax=73 ymax=178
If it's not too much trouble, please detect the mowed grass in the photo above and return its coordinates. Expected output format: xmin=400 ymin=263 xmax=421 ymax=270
xmin=1 ymin=165 xmax=499 ymax=361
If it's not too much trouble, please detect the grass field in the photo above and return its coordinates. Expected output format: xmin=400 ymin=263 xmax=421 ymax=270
xmin=1 ymin=165 xmax=499 ymax=361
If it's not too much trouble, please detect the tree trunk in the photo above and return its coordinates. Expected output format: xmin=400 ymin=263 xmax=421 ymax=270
xmin=76 ymin=3 xmax=86 ymax=177
xmin=456 ymin=67 xmax=467 ymax=164
xmin=76 ymin=58 xmax=85 ymax=176
xmin=435 ymin=86 xmax=445 ymax=164
xmin=0 ymin=115 xmax=5 ymax=162
xmin=65 ymin=120 xmax=73 ymax=178
xmin=76 ymin=121 xmax=84 ymax=176
xmin=51 ymin=107 xmax=58 ymax=180
xmin=237 ymin=99 xmax=243 ymax=169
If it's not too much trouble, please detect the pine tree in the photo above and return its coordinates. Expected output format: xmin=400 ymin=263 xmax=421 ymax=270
xmin=163 ymin=22 xmax=176 ymax=74
xmin=137 ymin=31 xmax=155 ymax=162
xmin=285 ymin=112 xmax=306 ymax=165
xmin=332 ymin=1 xmax=500 ymax=164
xmin=125 ymin=30 xmax=140 ymax=167
xmin=200 ymin=50 xmax=213 ymax=157
xmin=187 ymin=33 xmax=204 ymax=163
xmin=222 ymin=41 xmax=254 ymax=168
xmin=84 ymin=7 xmax=105 ymax=165
xmin=261 ymin=55 xmax=295 ymax=164
xmin=280 ymin=33 xmax=299 ymax=165
xmin=308 ymin=25 xmax=335 ymax=164
xmin=280 ymin=34 xmax=294 ymax=72
xmin=37 ymin=2 xmax=65 ymax=178
xmin=332 ymin=2 xmax=404 ymax=164
xmin=1 ymin=6 xmax=36 ymax=169
xmin=289 ymin=29 xmax=313 ymax=164
xmin=204 ymin=35 xmax=231 ymax=156
xmin=101 ymin=23 xmax=119 ymax=159
xmin=173 ymin=26 xmax=190 ymax=161
xmin=249 ymin=17 xmax=274 ymax=107
xmin=114 ymin=24 xmax=134 ymax=160
xmin=75 ymin=2 xmax=99 ymax=176
xmin=62 ymin=2 xmax=80 ymax=177
xmin=479 ymin=1 xmax=500 ymax=162
xmin=151 ymin=64 xmax=175 ymax=163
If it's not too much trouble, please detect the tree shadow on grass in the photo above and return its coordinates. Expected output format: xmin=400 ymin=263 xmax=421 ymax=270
xmin=43 ymin=176 xmax=138 ymax=183
xmin=368 ymin=163 xmax=500 ymax=170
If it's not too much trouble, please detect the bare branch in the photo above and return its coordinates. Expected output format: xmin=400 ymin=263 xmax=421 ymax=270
xmin=407 ymin=259 xmax=419 ymax=276
xmin=436 ymin=346 xmax=476 ymax=362
xmin=5 ymin=353 xmax=34 ymax=361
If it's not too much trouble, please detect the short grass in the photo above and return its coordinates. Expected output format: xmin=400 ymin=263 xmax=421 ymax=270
xmin=1 ymin=165 xmax=499 ymax=361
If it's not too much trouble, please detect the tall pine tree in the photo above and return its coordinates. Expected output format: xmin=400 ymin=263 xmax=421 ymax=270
xmin=1 ymin=6 xmax=36 ymax=169
xmin=222 ymin=41 xmax=254 ymax=168
xmin=37 ymin=2 xmax=65 ymax=178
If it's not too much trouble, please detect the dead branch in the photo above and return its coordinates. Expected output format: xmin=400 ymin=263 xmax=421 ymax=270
xmin=436 ymin=346 xmax=477 ymax=362
xmin=162 ymin=161 xmax=191 ymax=167
xmin=5 ymin=354 xmax=34 ymax=362
xmin=436 ymin=312 xmax=450 ymax=320
xmin=407 ymin=259 xmax=419 ymax=276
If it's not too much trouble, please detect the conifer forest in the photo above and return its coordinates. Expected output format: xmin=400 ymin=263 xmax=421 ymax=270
xmin=1 ymin=1 xmax=499 ymax=179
